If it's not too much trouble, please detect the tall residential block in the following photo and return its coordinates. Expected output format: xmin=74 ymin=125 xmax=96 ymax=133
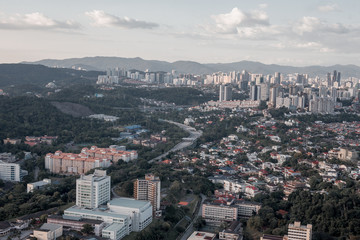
xmin=0 ymin=160 xmax=27 ymax=182
xmin=288 ymin=221 xmax=312 ymax=240
xmin=76 ymin=170 xmax=111 ymax=209
xmin=219 ymin=85 xmax=232 ymax=102
xmin=134 ymin=174 xmax=161 ymax=216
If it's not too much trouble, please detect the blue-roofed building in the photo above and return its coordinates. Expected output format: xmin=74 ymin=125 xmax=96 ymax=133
xmin=125 ymin=125 xmax=142 ymax=131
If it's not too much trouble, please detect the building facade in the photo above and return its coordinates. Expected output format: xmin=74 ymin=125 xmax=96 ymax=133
xmin=288 ymin=221 xmax=312 ymax=240
xmin=0 ymin=160 xmax=27 ymax=182
xmin=134 ymin=174 xmax=161 ymax=216
xmin=76 ymin=170 xmax=111 ymax=209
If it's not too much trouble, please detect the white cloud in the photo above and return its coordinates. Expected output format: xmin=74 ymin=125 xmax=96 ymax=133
xmin=85 ymin=10 xmax=158 ymax=29
xmin=318 ymin=3 xmax=338 ymax=12
xmin=0 ymin=12 xmax=79 ymax=30
xmin=211 ymin=7 xmax=269 ymax=34
xmin=293 ymin=16 xmax=352 ymax=35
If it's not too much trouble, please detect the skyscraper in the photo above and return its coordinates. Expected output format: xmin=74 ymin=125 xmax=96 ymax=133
xmin=219 ymin=85 xmax=225 ymax=102
xmin=269 ymin=86 xmax=279 ymax=108
xmin=288 ymin=221 xmax=312 ymax=240
xmin=134 ymin=174 xmax=161 ymax=217
xmin=76 ymin=170 xmax=111 ymax=209
xmin=333 ymin=70 xmax=337 ymax=85
xmin=250 ymin=84 xmax=261 ymax=101
xmin=219 ymin=84 xmax=232 ymax=102
xmin=274 ymin=72 xmax=281 ymax=85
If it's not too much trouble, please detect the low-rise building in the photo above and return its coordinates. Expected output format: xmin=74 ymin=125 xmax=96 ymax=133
xmin=288 ymin=221 xmax=312 ymax=240
xmin=47 ymin=215 xmax=105 ymax=236
xmin=27 ymin=179 xmax=52 ymax=193
xmin=202 ymin=203 xmax=238 ymax=223
xmin=188 ymin=231 xmax=216 ymax=240
xmin=3 ymin=138 xmax=21 ymax=145
xmin=219 ymin=220 xmax=243 ymax=240
xmin=235 ymin=201 xmax=261 ymax=219
xmin=32 ymin=223 xmax=63 ymax=240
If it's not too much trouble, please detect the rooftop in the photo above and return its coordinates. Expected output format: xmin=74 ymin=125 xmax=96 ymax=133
xmin=103 ymin=222 xmax=125 ymax=232
xmin=65 ymin=206 xmax=129 ymax=220
xmin=40 ymin=223 xmax=62 ymax=232
xmin=108 ymin=197 xmax=151 ymax=209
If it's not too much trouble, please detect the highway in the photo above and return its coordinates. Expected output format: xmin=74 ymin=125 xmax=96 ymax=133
xmin=149 ymin=120 xmax=202 ymax=163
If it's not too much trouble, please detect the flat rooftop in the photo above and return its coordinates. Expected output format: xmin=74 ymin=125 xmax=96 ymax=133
xmin=103 ymin=222 xmax=125 ymax=232
xmin=65 ymin=206 xmax=128 ymax=220
xmin=108 ymin=197 xmax=150 ymax=209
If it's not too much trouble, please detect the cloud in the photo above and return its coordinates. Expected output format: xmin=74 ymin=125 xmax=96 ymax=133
xmin=318 ymin=3 xmax=338 ymax=12
xmin=201 ymin=7 xmax=280 ymax=40
xmin=85 ymin=10 xmax=158 ymax=29
xmin=259 ymin=3 xmax=268 ymax=9
xmin=212 ymin=8 xmax=269 ymax=33
xmin=211 ymin=7 xmax=270 ymax=34
xmin=293 ymin=16 xmax=352 ymax=35
xmin=0 ymin=12 xmax=79 ymax=30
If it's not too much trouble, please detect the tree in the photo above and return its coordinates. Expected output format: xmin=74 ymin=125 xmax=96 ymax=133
xmin=81 ymin=224 xmax=94 ymax=235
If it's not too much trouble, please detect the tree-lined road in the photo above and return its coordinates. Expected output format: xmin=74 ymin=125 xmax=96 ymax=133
xmin=149 ymin=120 xmax=202 ymax=163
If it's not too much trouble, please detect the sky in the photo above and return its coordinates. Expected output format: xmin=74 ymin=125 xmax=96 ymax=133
xmin=0 ymin=0 xmax=359 ymax=66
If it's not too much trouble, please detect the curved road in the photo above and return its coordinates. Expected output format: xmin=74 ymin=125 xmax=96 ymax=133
xmin=149 ymin=120 xmax=202 ymax=163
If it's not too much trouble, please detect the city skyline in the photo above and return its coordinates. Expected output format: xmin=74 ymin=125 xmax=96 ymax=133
xmin=1 ymin=0 xmax=360 ymax=66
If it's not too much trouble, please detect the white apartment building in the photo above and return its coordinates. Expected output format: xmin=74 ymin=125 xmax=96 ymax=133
xmin=288 ymin=221 xmax=312 ymax=240
xmin=0 ymin=160 xmax=27 ymax=182
xmin=76 ymin=170 xmax=111 ymax=209
xmin=235 ymin=201 xmax=262 ymax=218
xmin=202 ymin=203 xmax=238 ymax=222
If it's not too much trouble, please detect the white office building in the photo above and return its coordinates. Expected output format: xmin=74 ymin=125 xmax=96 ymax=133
xmin=76 ymin=170 xmax=111 ymax=209
xmin=0 ymin=160 xmax=27 ymax=182
xmin=107 ymin=198 xmax=152 ymax=232
xmin=63 ymin=170 xmax=153 ymax=240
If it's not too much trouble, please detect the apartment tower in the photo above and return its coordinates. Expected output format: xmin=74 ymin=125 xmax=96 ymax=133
xmin=134 ymin=174 xmax=161 ymax=216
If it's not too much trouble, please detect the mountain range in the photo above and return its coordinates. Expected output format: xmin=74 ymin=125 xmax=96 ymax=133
xmin=23 ymin=56 xmax=360 ymax=78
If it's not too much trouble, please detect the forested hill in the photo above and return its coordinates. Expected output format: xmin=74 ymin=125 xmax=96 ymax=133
xmin=0 ymin=64 xmax=103 ymax=88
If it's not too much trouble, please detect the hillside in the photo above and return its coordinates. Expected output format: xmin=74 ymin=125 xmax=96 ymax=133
xmin=0 ymin=64 xmax=103 ymax=88
xmin=23 ymin=57 xmax=360 ymax=78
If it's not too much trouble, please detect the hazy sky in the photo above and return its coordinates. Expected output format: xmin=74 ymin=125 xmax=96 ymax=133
xmin=1 ymin=0 xmax=359 ymax=66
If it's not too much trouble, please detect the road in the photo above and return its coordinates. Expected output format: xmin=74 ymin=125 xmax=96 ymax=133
xmin=111 ymin=185 xmax=120 ymax=198
xmin=179 ymin=194 xmax=207 ymax=240
xmin=149 ymin=120 xmax=202 ymax=163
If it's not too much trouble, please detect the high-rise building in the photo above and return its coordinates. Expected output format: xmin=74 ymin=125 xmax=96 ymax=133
xmin=319 ymin=86 xmax=328 ymax=98
xmin=274 ymin=72 xmax=281 ymax=85
xmin=269 ymin=86 xmax=278 ymax=108
xmin=287 ymin=221 xmax=312 ymax=240
xmin=333 ymin=70 xmax=337 ymax=85
xmin=250 ymin=84 xmax=261 ymax=101
xmin=327 ymin=72 xmax=332 ymax=87
xmin=219 ymin=85 xmax=232 ymax=102
xmin=219 ymin=85 xmax=225 ymax=102
xmin=260 ymin=83 xmax=269 ymax=101
xmin=337 ymin=72 xmax=341 ymax=85
xmin=134 ymin=174 xmax=161 ymax=216
xmin=76 ymin=170 xmax=111 ymax=209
